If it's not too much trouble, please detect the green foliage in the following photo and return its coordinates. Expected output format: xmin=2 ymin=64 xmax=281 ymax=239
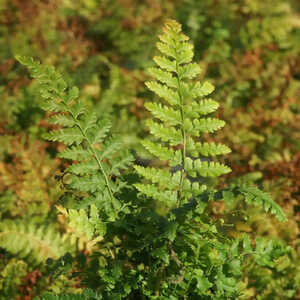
xmin=220 ymin=184 xmax=287 ymax=222
xmin=0 ymin=259 xmax=27 ymax=300
xmin=0 ymin=1 xmax=298 ymax=298
xmin=16 ymin=55 xmax=133 ymax=222
xmin=55 ymin=204 xmax=106 ymax=251
xmin=37 ymin=289 xmax=102 ymax=300
xmin=234 ymin=185 xmax=287 ymax=222
xmin=135 ymin=20 xmax=231 ymax=208
xmin=0 ymin=220 xmax=72 ymax=265
xmin=176 ymin=3 xmax=300 ymax=295
xmin=13 ymin=18 xmax=291 ymax=300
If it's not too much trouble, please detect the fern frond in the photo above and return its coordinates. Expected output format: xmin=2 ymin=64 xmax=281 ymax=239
xmin=136 ymin=19 xmax=231 ymax=208
xmin=0 ymin=220 xmax=72 ymax=265
xmin=16 ymin=56 xmax=133 ymax=221
xmin=68 ymin=174 xmax=105 ymax=193
xmin=97 ymin=138 xmax=122 ymax=160
xmin=88 ymin=118 xmax=112 ymax=144
xmin=109 ymin=152 xmax=133 ymax=176
xmin=237 ymin=185 xmax=287 ymax=222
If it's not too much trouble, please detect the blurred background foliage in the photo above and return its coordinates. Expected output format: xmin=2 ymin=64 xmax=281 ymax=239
xmin=0 ymin=0 xmax=299 ymax=299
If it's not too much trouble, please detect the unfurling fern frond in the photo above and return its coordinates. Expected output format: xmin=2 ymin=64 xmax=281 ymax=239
xmin=0 ymin=220 xmax=72 ymax=265
xmin=16 ymin=56 xmax=133 ymax=221
xmin=135 ymin=20 xmax=231 ymax=207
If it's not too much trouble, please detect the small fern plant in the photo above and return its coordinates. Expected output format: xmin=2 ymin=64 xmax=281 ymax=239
xmin=16 ymin=56 xmax=133 ymax=225
xmin=135 ymin=19 xmax=231 ymax=208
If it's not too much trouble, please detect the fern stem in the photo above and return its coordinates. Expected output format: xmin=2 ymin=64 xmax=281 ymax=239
xmin=69 ymin=111 xmax=116 ymax=211
xmin=85 ymin=138 xmax=116 ymax=208
xmin=175 ymin=49 xmax=186 ymax=207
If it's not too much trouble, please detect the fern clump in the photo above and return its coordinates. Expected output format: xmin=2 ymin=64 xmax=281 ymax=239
xmin=16 ymin=56 xmax=133 ymax=222
xmin=135 ymin=19 xmax=231 ymax=207
xmin=14 ymin=19 xmax=289 ymax=300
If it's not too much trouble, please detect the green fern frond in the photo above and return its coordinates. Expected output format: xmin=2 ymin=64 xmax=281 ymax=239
xmin=221 ymin=184 xmax=287 ymax=222
xmin=136 ymin=19 xmax=231 ymax=207
xmin=48 ymin=114 xmax=77 ymax=127
xmin=16 ymin=56 xmax=133 ymax=220
xmin=237 ymin=185 xmax=287 ymax=222
xmin=109 ymin=153 xmax=133 ymax=176
xmin=0 ymin=220 xmax=72 ymax=265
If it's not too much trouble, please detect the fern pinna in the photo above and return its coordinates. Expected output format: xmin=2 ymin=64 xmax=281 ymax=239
xmin=135 ymin=20 xmax=231 ymax=207
xmin=16 ymin=56 xmax=133 ymax=222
